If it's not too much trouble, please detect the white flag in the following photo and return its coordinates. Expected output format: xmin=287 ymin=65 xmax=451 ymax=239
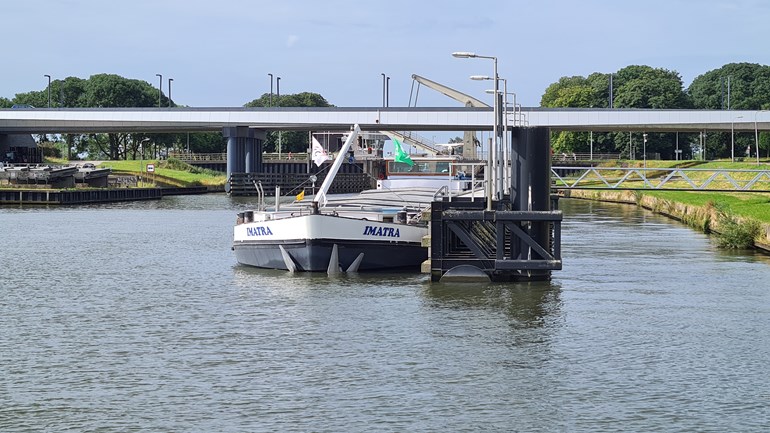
xmin=311 ymin=137 xmax=328 ymax=167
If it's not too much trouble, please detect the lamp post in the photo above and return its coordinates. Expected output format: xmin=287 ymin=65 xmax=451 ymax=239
xmin=643 ymin=133 xmax=648 ymax=169
xmin=155 ymin=74 xmax=162 ymax=108
xmin=268 ymin=73 xmax=273 ymax=106
xmin=754 ymin=110 xmax=766 ymax=165
xmin=139 ymin=138 xmax=150 ymax=186
xmin=732 ymin=115 xmax=743 ymax=162
xmin=454 ymin=51 xmax=497 ymax=210
xmin=168 ymin=78 xmax=173 ymax=107
xmin=386 ymin=76 xmax=390 ymax=107
xmin=381 ymin=73 xmax=386 ymax=107
xmin=43 ymin=75 xmax=51 ymax=108
xmin=276 ymin=77 xmax=281 ymax=158
xmin=485 ymin=80 xmax=512 ymax=196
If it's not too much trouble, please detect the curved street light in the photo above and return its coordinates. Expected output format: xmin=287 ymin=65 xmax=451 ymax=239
xmin=268 ymin=73 xmax=273 ymax=107
xmin=168 ymin=78 xmax=173 ymax=107
xmin=386 ymin=76 xmax=390 ymax=107
xmin=276 ymin=77 xmax=282 ymax=158
xmin=453 ymin=51 xmax=498 ymax=210
xmin=155 ymin=74 xmax=162 ymax=108
xmin=381 ymin=73 xmax=386 ymax=107
xmin=43 ymin=75 xmax=51 ymax=108
xmin=485 ymin=81 xmax=515 ymax=196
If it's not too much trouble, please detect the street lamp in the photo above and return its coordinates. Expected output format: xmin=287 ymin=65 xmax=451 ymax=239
xmin=454 ymin=51 xmax=498 ymax=210
xmin=643 ymin=133 xmax=648 ymax=168
xmin=386 ymin=76 xmax=390 ymax=107
xmin=168 ymin=78 xmax=173 ymax=107
xmin=485 ymin=81 xmax=513 ymax=196
xmin=155 ymin=74 xmax=162 ymax=107
xmin=754 ymin=110 xmax=766 ymax=165
xmin=276 ymin=77 xmax=282 ymax=158
xmin=268 ymin=73 xmax=273 ymax=107
xmin=731 ymin=115 xmax=743 ymax=162
xmin=139 ymin=138 xmax=150 ymax=186
xmin=381 ymin=73 xmax=386 ymax=107
xmin=44 ymin=75 xmax=51 ymax=108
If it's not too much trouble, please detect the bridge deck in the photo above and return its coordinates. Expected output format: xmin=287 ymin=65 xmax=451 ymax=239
xmin=2 ymin=107 xmax=770 ymax=134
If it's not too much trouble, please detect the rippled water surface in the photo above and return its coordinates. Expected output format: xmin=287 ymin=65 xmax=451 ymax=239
xmin=1 ymin=195 xmax=768 ymax=432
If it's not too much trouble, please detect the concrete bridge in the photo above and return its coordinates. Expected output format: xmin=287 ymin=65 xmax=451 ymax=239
xmin=1 ymin=106 xmax=770 ymax=133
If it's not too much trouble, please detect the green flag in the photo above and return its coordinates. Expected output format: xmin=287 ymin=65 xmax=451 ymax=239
xmin=393 ymin=138 xmax=414 ymax=167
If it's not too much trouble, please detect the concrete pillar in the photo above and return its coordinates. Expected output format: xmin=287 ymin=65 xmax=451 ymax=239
xmin=246 ymin=129 xmax=266 ymax=173
xmin=224 ymin=127 xmax=266 ymax=191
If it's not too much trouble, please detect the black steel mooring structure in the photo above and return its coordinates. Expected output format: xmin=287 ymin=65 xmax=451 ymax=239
xmin=430 ymin=127 xmax=562 ymax=282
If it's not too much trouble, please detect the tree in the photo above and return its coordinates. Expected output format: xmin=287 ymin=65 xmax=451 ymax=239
xmin=244 ymin=92 xmax=333 ymax=153
xmin=610 ymin=66 xmax=691 ymax=159
xmin=612 ymin=65 xmax=691 ymax=109
xmin=688 ymin=63 xmax=770 ymax=158
xmin=541 ymin=76 xmax=615 ymax=155
xmin=10 ymin=74 xmax=192 ymax=160
xmin=541 ymin=66 xmax=691 ymax=159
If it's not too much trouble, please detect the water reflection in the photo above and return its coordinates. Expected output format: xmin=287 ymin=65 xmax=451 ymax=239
xmin=424 ymin=281 xmax=562 ymax=329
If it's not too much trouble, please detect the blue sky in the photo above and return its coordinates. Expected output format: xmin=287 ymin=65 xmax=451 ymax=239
xmin=4 ymin=0 xmax=770 ymax=110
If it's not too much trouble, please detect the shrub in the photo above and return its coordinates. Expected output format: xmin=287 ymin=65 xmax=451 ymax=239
xmin=715 ymin=206 xmax=761 ymax=249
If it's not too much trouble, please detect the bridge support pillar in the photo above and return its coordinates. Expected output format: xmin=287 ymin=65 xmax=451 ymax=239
xmin=224 ymin=127 xmax=265 ymax=192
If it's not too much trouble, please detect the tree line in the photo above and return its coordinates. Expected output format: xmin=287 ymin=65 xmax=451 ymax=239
xmin=3 ymin=63 xmax=770 ymax=160
xmin=0 ymin=74 xmax=330 ymax=159
xmin=542 ymin=62 xmax=770 ymax=159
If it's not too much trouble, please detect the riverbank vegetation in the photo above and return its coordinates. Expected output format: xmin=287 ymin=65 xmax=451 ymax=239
xmin=100 ymin=158 xmax=226 ymax=187
xmin=565 ymin=161 xmax=770 ymax=250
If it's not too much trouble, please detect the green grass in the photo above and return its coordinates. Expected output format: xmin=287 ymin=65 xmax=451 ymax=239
xmin=643 ymin=190 xmax=770 ymax=223
xmin=99 ymin=159 xmax=226 ymax=187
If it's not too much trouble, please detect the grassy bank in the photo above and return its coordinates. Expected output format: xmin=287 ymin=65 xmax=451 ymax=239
xmin=567 ymin=186 xmax=770 ymax=251
xmin=99 ymin=158 xmax=226 ymax=187
xmin=560 ymin=159 xmax=770 ymax=250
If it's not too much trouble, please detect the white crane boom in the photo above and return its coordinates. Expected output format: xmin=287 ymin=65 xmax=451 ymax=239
xmin=411 ymin=74 xmax=490 ymax=108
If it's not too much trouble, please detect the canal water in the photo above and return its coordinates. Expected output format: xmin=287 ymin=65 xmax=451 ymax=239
xmin=1 ymin=195 xmax=768 ymax=432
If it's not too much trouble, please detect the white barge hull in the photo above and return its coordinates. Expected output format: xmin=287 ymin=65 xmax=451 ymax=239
xmin=233 ymin=214 xmax=427 ymax=272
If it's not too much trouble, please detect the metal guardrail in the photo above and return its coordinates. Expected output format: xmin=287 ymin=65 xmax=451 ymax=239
xmin=228 ymin=172 xmax=373 ymax=196
xmin=169 ymin=152 xmax=227 ymax=161
xmin=552 ymin=167 xmax=770 ymax=191
xmin=552 ymin=153 xmax=621 ymax=162
xmin=170 ymin=152 xmax=314 ymax=162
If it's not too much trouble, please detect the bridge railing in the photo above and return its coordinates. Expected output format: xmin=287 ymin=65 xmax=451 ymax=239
xmin=551 ymin=153 xmax=622 ymax=162
xmin=169 ymin=152 xmax=227 ymax=161
xmin=228 ymin=172 xmax=373 ymax=196
xmin=552 ymin=166 xmax=770 ymax=191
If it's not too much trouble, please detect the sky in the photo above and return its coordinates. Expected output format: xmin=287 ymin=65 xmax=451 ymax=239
xmin=4 ymin=0 xmax=770 ymax=111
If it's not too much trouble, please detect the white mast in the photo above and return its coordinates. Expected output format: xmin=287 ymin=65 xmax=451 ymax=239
xmin=313 ymin=124 xmax=360 ymax=208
